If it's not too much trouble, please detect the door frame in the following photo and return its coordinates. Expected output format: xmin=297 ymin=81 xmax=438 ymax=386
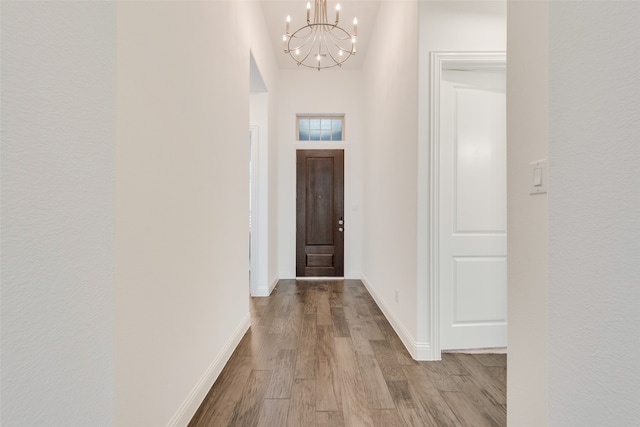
xmin=429 ymin=51 xmax=507 ymax=359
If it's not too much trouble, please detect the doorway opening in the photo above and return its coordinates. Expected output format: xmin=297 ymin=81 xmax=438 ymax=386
xmin=429 ymin=52 xmax=507 ymax=358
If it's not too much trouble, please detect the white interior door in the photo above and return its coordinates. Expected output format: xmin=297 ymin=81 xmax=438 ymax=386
xmin=439 ymin=67 xmax=507 ymax=350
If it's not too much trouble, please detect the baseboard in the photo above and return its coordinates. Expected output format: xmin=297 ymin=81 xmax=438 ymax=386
xmin=167 ymin=312 xmax=251 ymax=427
xmin=251 ymin=275 xmax=279 ymax=297
xmin=269 ymin=275 xmax=278 ymax=293
xmin=360 ymin=274 xmax=432 ymax=361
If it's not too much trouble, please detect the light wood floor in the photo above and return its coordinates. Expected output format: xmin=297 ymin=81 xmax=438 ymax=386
xmin=189 ymin=279 xmax=506 ymax=427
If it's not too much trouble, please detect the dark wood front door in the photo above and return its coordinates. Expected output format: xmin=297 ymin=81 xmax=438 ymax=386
xmin=296 ymin=150 xmax=344 ymax=277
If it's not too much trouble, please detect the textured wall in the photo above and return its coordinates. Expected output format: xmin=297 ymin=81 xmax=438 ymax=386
xmin=1 ymin=2 xmax=115 ymax=425
xmin=548 ymin=2 xmax=640 ymax=425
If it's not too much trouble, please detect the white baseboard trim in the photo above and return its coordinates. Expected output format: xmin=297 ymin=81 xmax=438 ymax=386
xmin=167 ymin=312 xmax=251 ymax=427
xmin=360 ymin=275 xmax=432 ymax=361
xmin=269 ymin=275 xmax=278 ymax=293
xmin=252 ymin=276 xmax=279 ymax=297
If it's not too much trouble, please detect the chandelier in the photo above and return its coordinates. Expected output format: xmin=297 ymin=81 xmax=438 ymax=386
xmin=283 ymin=0 xmax=358 ymax=70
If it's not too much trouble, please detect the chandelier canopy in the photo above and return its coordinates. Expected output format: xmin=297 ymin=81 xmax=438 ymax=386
xmin=283 ymin=0 xmax=358 ymax=70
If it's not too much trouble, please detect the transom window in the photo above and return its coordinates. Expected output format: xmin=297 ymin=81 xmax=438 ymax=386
xmin=297 ymin=115 xmax=344 ymax=141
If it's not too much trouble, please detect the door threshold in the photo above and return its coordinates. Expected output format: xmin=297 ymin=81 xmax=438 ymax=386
xmin=296 ymin=277 xmax=345 ymax=281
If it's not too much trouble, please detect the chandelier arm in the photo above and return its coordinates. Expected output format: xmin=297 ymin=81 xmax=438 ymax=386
xmin=284 ymin=0 xmax=357 ymax=70
xmin=326 ymin=26 xmax=353 ymax=42
xmin=295 ymin=26 xmax=322 ymax=66
xmin=288 ymin=25 xmax=316 ymax=51
xmin=325 ymin=26 xmax=355 ymax=58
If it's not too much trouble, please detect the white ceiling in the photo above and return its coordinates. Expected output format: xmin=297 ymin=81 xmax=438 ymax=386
xmin=260 ymin=0 xmax=381 ymax=70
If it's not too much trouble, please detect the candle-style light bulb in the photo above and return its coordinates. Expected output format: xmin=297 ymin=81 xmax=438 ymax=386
xmin=335 ymin=4 xmax=340 ymax=23
xmin=353 ymin=17 xmax=358 ymax=36
xmin=286 ymin=15 xmax=290 ymax=34
xmin=306 ymin=2 xmax=311 ymax=22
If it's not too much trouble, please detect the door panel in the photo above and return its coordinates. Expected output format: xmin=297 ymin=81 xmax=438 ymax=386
xmin=440 ymin=68 xmax=507 ymax=350
xmin=296 ymin=150 xmax=344 ymax=277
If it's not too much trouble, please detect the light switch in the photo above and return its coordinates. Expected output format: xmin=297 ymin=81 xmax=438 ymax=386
xmin=529 ymin=159 xmax=548 ymax=195
xmin=533 ymin=167 xmax=543 ymax=186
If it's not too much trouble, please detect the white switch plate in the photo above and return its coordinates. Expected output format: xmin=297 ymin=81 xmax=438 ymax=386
xmin=529 ymin=159 xmax=548 ymax=195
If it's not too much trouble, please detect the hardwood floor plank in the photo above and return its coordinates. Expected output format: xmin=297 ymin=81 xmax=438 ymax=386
xmin=348 ymin=324 xmax=375 ymax=356
xmin=450 ymin=374 xmax=502 ymax=410
xmin=265 ymin=349 xmax=297 ymax=398
xmin=335 ymin=337 xmax=374 ymax=427
xmin=385 ymin=380 xmax=411 ymax=402
xmin=188 ymin=355 xmax=254 ymax=427
xmin=287 ymin=379 xmax=316 ymax=427
xmin=357 ymin=355 xmax=396 ymax=409
xmin=228 ymin=370 xmax=272 ymax=427
xmin=421 ymin=361 xmax=461 ymax=392
xmin=343 ymin=304 xmax=368 ymax=324
xmin=404 ymin=365 xmax=461 ymax=427
xmin=395 ymin=398 xmax=429 ymax=427
xmin=372 ymin=316 xmax=416 ymax=366
xmin=484 ymin=366 xmax=507 ymax=385
xmin=452 ymin=354 xmax=506 ymax=405
xmin=441 ymin=391 xmax=504 ymax=427
xmin=316 ymin=292 xmax=332 ymax=326
xmin=331 ymin=306 xmax=351 ymax=337
xmin=256 ymin=399 xmax=290 ymax=427
xmin=279 ymin=302 xmax=305 ymax=350
xmin=440 ymin=353 xmax=471 ymax=376
xmin=370 ymin=340 xmax=407 ymax=382
xmin=316 ymin=356 xmax=343 ymax=411
xmin=328 ymin=281 xmax=347 ymax=307
xmin=475 ymin=353 xmax=507 ymax=368
xmin=316 ymin=411 xmax=345 ymax=427
xmin=315 ymin=323 xmax=343 ymax=411
xmin=371 ymin=409 xmax=405 ymax=427
xmin=234 ymin=325 xmax=269 ymax=357
xmin=253 ymin=333 xmax=284 ymax=371
xmin=295 ymin=314 xmax=317 ymax=379
xmin=304 ymin=286 xmax=318 ymax=315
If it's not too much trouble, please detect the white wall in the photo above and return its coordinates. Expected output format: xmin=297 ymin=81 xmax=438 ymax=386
xmin=547 ymin=2 xmax=640 ymax=424
xmin=277 ymin=70 xmax=364 ymax=279
xmin=506 ymin=2 xmax=548 ymax=425
xmin=115 ymin=2 xmax=277 ymax=425
xmin=362 ymin=0 xmax=420 ymax=353
xmin=1 ymin=2 xmax=115 ymax=425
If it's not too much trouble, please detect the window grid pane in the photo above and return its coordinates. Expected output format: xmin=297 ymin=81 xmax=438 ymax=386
xmin=297 ymin=115 xmax=344 ymax=141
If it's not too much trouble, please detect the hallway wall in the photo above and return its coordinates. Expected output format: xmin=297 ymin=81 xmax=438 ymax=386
xmin=506 ymin=2 xmax=549 ymax=425
xmin=115 ymin=2 xmax=277 ymax=425
xmin=362 ymin=0 xmax=420 ymax=352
